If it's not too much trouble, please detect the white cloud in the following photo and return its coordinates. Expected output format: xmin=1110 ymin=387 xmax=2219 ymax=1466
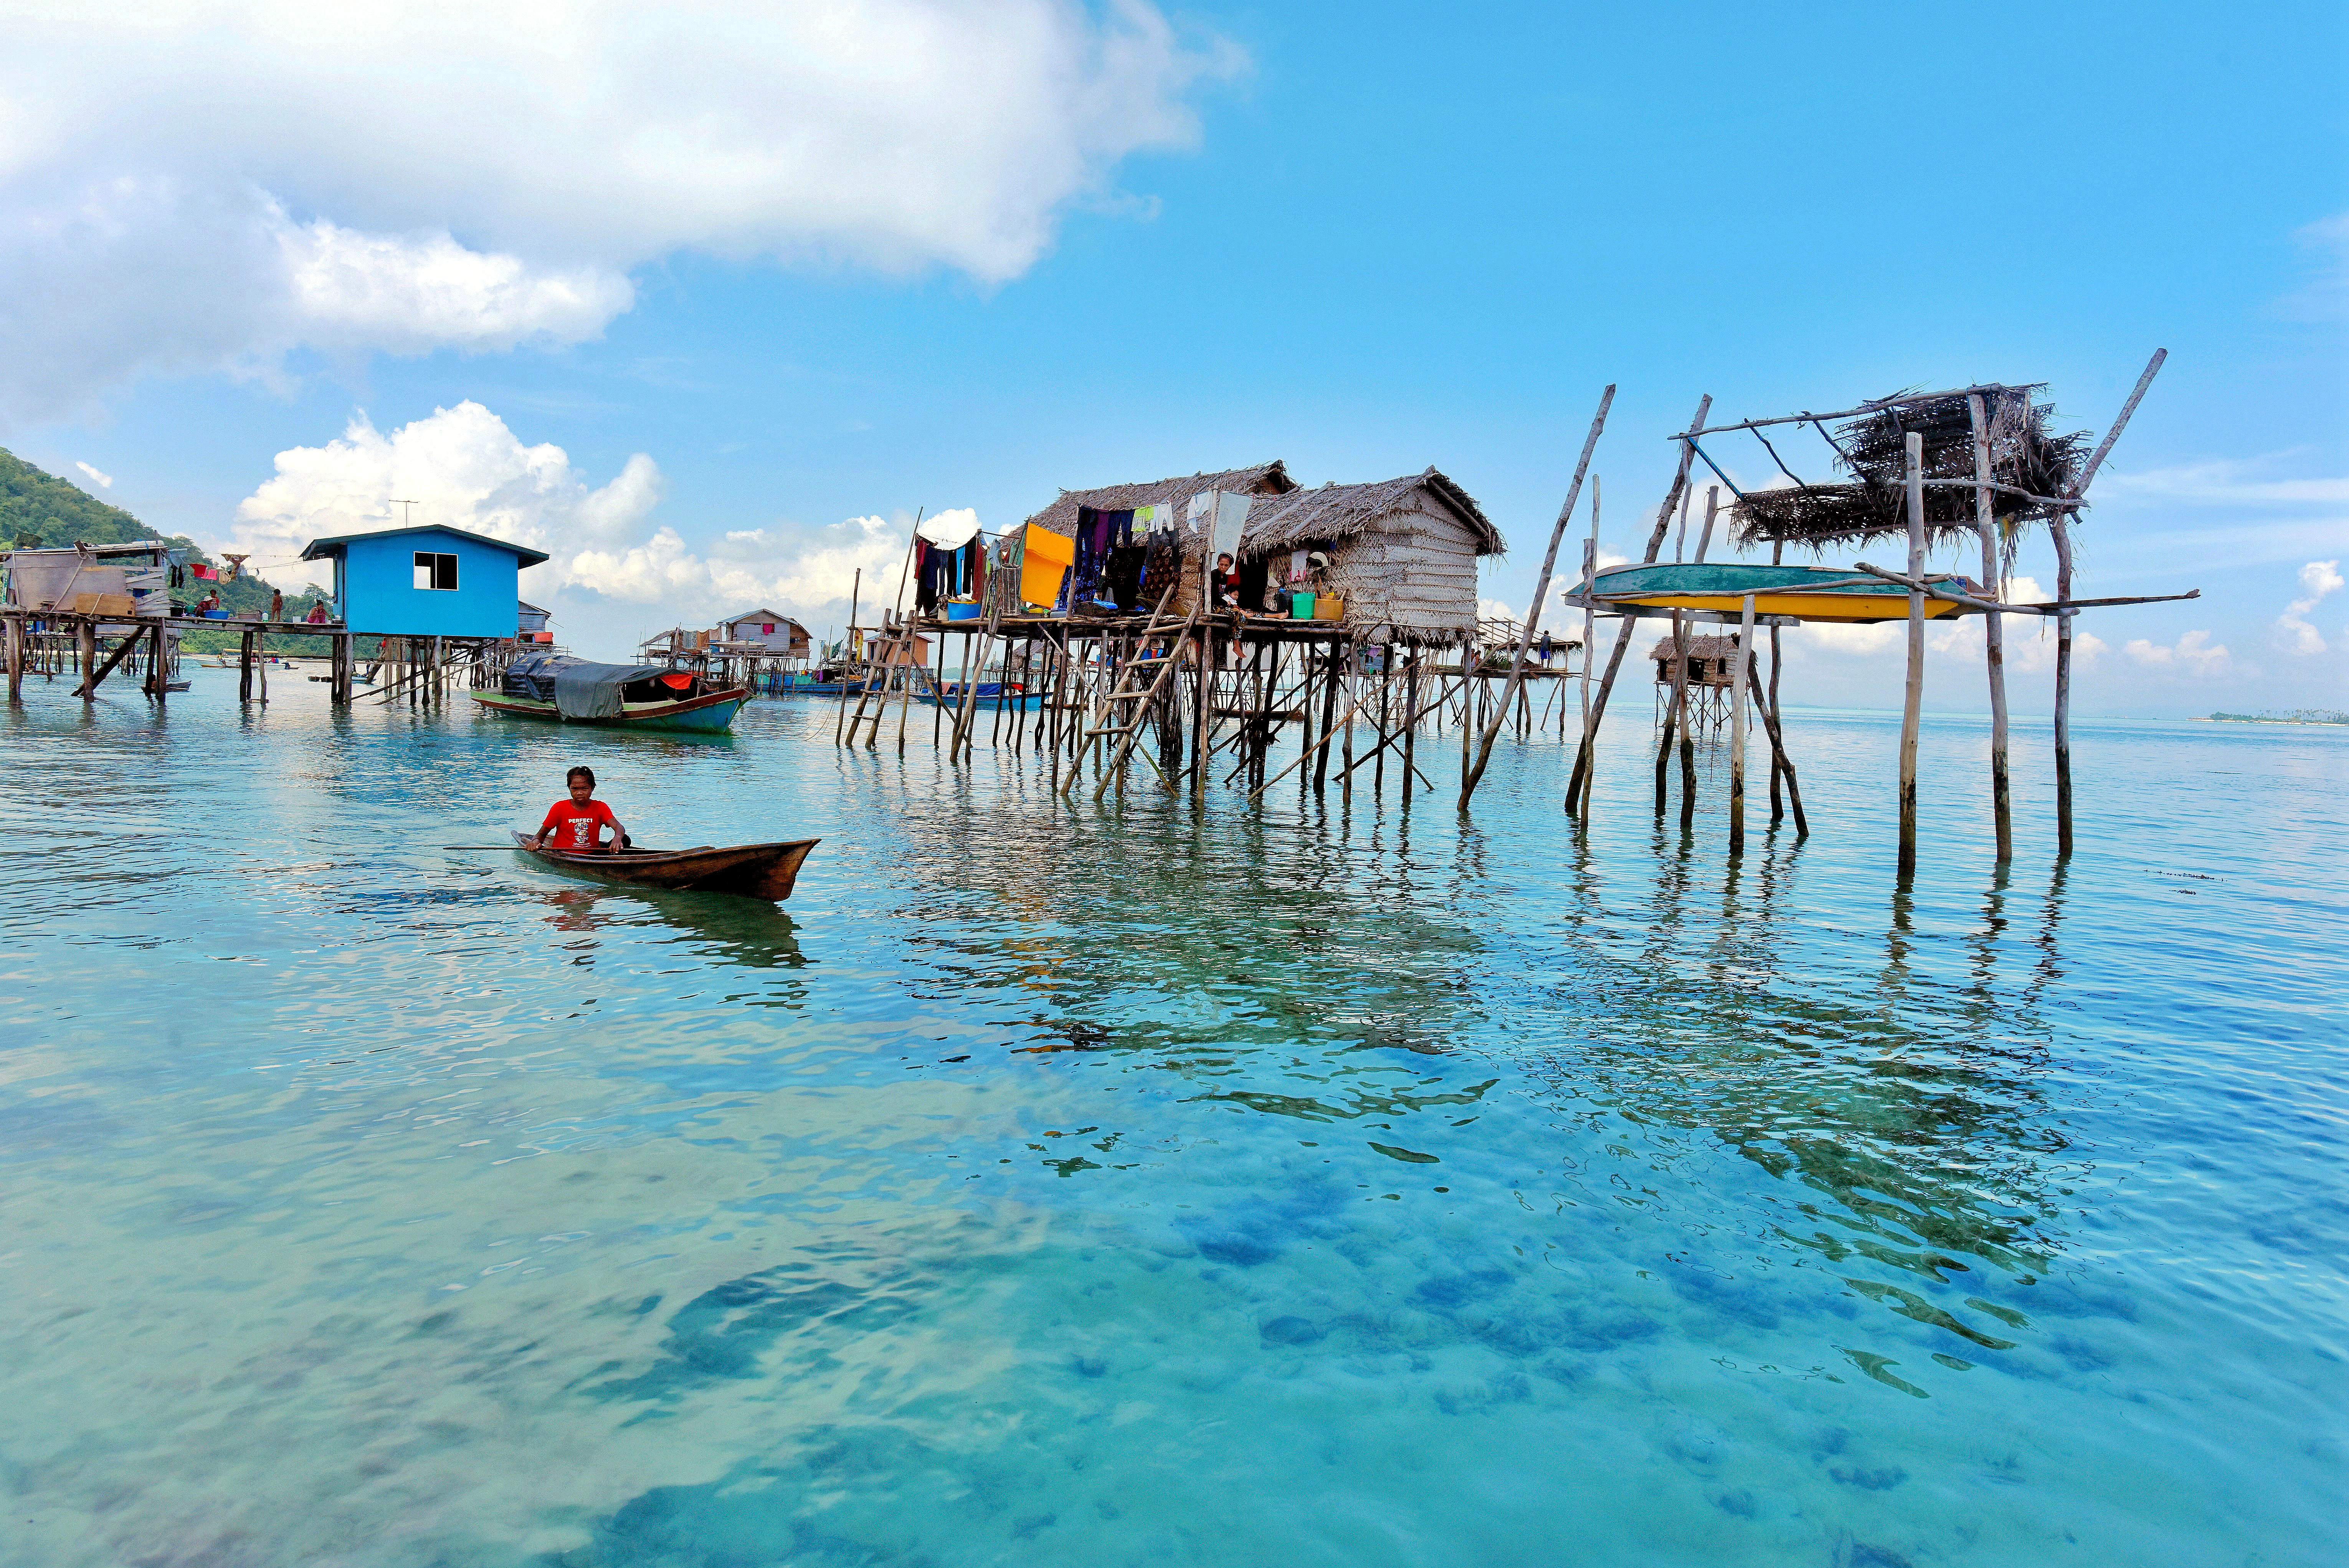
xmin=0 ymin=0 xmax=1238 ymax=420
xmin=224 ymin=401 xmax=917 ymax=641
xmin=2124 ymin=629 xmax=2232 ymax=676
xmin=2094 ymin=455 xmax=2349 ymax=508
xmin=2275 ymin=558 xmax=2343 ymax=654
xmin=74 ymin=461 xmax=111 ymax=489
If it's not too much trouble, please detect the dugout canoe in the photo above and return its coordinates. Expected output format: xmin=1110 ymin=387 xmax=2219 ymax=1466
xmin=1587 ymin=562 xmax=1975 ymax=623
xmin=510 ymin=833 xmax=819 ymax=901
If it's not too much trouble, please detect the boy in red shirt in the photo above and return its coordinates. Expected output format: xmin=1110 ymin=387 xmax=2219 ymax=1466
xmin=535 ymin=765 xmax=629 ymax=855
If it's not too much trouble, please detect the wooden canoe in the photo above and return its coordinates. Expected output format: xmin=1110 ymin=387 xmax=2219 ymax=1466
xmin=510 ymin=832 xmax=819 ymax=901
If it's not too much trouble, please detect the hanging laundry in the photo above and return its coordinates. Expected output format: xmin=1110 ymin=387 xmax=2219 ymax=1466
xmin=1019 ymin=522 xmax=1074 ymax=609
xmin=1105 ymin=544 xmax=1147 ymax=611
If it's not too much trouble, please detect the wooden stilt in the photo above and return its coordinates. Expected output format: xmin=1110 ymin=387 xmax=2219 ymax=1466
xmin=5 ymin=614 xmax=21 ymax=702
xmin=1461 ymin=384 xmax=1612 ymax=807
xmin=1569 ymin=393 xmax=1712 ymax=812
xmin=1968 ymin=393 xmax=2013 ymax=862
xmin=73 ymin=625 xmax=141 ymax=697
xmin=1899 ymin=433 xmax=1927 ymax=875
xmin=1728 ymin=593 xmax=1755 ymax=854
xmin=1401 ymin=652 xmax=1419 ymax=805
xmin=834 ymin=567 xmax=861 ymax=745
xmin=2051 ymin=348 xmax=2167 ymax=855
xmin=1766 ymin=541 xmax=1785 ymax=826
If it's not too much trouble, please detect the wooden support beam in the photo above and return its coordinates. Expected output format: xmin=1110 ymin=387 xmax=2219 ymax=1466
xmin=1899 ymin=433 xmax=1926 ymax=875
xmin=73 ymin=627 xmax=142 ymax=698
xmin=1569 ymin=392 xmax=1711 ymax=814
xmin=1462 ymin=385 xmax=1613 ymax=808
xmin=1969 ymin=393 xmax=2013 ymax=863
xmin=1729 ymin=593 xmax=1755 ymax=854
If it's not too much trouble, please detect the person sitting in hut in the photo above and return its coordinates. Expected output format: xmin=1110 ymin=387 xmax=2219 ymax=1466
xmin=534 ymin=765 xmax=629 ymax=856
xmin=1213 ymin=553 xmax=1241 ymax=609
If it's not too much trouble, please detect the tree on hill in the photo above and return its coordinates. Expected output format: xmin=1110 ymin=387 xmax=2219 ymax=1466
xmin=2 ymin=446 xmax=344 ymax=653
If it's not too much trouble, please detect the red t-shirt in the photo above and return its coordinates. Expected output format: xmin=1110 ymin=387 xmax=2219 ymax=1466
xmin=541 ymin=798 xmax=620 ymax=852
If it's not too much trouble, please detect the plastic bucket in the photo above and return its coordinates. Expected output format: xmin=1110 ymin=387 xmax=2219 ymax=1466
xmin=947 ymin=601 xmax=983 ymax=622
xmin=1314 ymin=594 xmax=1343 ymax=621
xmin=1290 ymin=590 xmax=1316 ymax=620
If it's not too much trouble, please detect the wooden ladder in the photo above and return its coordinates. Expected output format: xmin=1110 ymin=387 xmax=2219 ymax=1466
xmin=1064 ymin=588 xmax=1198 ymax=800
xmin=841 ymin=629 xmax=938 ymax=748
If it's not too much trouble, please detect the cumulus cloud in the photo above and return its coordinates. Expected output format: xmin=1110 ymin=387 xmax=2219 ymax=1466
xmin=224 ymin=401 xmax=916 ymax=635
xmin=74 ymin=461 xmax=112 ymax=489
xmin=2124 ymin=629 xmax=2232 ymax=676
xmin=0 ymin=0 xmax=1237 ymax=420
xmin=2275 ymin=558 xmax=2343 ymax=654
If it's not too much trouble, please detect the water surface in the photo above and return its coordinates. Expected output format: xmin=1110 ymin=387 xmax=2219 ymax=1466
xmin=2 ymin=672 xmax=2341 ymax=1566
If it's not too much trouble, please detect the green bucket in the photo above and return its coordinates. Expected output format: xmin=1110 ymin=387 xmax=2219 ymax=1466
xmin=1290 ymin=590 xmax=1316 ymax=620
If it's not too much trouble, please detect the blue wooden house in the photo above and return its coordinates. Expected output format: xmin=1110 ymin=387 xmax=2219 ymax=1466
xmin=301 ymin=525 xmax=549 ymax=638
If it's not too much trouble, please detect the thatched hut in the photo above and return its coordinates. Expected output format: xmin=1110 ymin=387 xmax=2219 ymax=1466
xmin=1237 ymin=468 xmax=1502 ymax=646
xmin=1650 ymin=632 xmax=1739 ymax=689
xmin=1016 ymin=461 xmax=1502 ymax=644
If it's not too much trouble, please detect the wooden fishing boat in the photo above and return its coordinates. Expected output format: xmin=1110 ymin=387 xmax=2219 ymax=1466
xmin=1588 ymin=562 xmax=1976 ymax=623
xmin=475 ymin=653 xmax=747 ymax=733
xmin=510 ymin=832 xmax=819 ymax=900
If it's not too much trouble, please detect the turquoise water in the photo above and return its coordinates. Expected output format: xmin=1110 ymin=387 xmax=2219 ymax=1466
xmin=2 ymin=671 xmax=2342 ymax=1567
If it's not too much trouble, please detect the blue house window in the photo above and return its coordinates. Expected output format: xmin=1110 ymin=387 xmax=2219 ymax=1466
xmin=414 ymin=552 xmax=458 ymax=592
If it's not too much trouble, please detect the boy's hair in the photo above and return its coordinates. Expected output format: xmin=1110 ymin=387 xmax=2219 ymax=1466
xmin=567 ymin=765 xmax=595 ymax=788
xmin=1216 ymin=552 xmax=1234 ymax=565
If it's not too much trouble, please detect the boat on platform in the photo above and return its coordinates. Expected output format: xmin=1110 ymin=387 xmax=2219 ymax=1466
xmin=1587 ymin=562 xmax=1975 ymax=623
xmin=475 ymin=653 xmax=747 ymax=733
xmin=511 ymin=833 xmax=818 ymax=901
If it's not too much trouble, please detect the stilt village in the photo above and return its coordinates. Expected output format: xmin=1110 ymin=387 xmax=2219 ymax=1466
xmin=2 ymin=352 xmax=2194 ymax=869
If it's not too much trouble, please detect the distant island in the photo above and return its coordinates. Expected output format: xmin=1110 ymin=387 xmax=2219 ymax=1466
xmin=2199 ymin=710 xmax=2348 ymax=726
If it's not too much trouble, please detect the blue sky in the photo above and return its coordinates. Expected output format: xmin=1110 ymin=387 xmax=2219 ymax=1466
xmin=6 ymin=1 xmax=2342 ymax=713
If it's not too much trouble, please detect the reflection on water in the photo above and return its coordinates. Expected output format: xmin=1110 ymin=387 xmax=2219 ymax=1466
xmin=0 ymin=678 xmax=2342 ymax=1566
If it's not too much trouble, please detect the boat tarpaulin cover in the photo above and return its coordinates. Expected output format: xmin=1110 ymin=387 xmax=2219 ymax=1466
xmin=552 ymin=660 xmax=672 ymax=720
xmin=503 ymin=653 xmax=676 ymax=719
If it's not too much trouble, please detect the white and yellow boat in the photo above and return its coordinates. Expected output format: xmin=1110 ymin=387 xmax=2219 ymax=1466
xmin=1587 ymin=562 xmax=1976 ymax=623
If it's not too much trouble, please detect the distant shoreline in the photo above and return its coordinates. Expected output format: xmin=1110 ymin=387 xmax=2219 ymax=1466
xmin=2196 ymin=711 xmax=2349 ymax=727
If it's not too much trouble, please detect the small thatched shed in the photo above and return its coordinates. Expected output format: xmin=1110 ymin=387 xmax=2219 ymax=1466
xmin=1650 ymin=633 xmax=1740 ymax=688
xmin=1238 ymin=468 xmax=1503 ymax=646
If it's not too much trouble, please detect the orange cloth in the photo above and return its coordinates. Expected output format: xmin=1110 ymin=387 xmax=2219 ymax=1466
xmin=1018 ymin=522 xmax=1074 ymax=609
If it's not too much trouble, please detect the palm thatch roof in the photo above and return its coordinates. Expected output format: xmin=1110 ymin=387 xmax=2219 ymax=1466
xmin=1651 ymin=633 xmax=1740 ymax=664
xmin=1021 ymin=462 xmax=1296 ymax=537
xmin=1239 ymin=467 xmax=1503 ymax=556
xmin=1732 ymin=387 xmax=2090 ymax=563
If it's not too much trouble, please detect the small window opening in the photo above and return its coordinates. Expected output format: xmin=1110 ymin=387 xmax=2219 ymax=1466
xmin=414 ymin=552 xmax=458 ymax=592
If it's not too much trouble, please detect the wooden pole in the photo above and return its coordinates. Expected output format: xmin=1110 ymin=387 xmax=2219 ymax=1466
xmin=74 ymin=625 xmax=143 ymax=698
xmin=1728 ymin=593 xmax=1755 ymax=854
xmin=4 ymin=614 xmax=20 ymax=703
xmin=1401 ymin=651 xmax=1419 ymax=805
xmin=1899 ymin=432 xmax=1927 ymax=875
xmin=1572 ymin=393 xmax=1710 ymax=813
xmin=1968 ymin=394 xmax=2013 ymax=862
xmin=1374 ymin=644 xmax=1390 ymax=796
xmin=834 ymin=566 xmax=861 ymax=745
xmin=1462 ymin=383 xmax=1613 ymax=807
xmin=2052 ymin=348 xmax=2167 ymax=854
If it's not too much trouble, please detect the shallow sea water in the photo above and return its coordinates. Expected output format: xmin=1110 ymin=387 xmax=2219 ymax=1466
xmin=1 ymin=668 xmax=2342 ymax=1567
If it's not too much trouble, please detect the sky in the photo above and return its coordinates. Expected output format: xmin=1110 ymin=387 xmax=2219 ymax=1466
xmin=3 ymin=0 xmax=2342 ymax=715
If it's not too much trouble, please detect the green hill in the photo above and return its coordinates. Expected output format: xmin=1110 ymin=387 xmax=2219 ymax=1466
xmin=2 ymin=447 xmax=340 ymax=653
